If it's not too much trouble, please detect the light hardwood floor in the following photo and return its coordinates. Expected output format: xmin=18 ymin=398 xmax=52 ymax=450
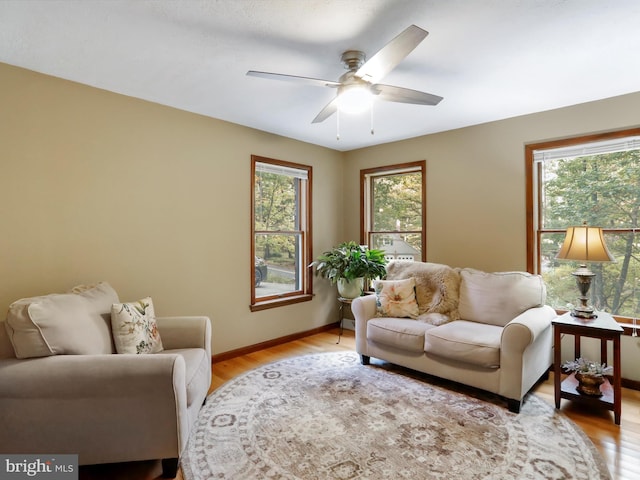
xmin=80 ymin=328 xmax=640 ymax=480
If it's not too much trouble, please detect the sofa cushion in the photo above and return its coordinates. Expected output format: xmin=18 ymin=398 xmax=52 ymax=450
xmin=386 ymin=261 xmax=461 ymax=322
xmin=425 ymin=320 xmax=502 ymax=368
xmin=111 ymin=297 xmax=164 ymax=354
xmin=5 ymin=282 xmax=119 ymax=359
xmin=458 ymin=269 xmax=546 ymax=327
xmin=367 ymin=317 xmax=434 ymax=353
xmin=373 ymin=278 xmax=419 ymax=319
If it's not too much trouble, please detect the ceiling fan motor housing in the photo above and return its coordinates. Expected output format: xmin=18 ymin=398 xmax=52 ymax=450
xmin=341 ymin=50 xmax=366 ymax=71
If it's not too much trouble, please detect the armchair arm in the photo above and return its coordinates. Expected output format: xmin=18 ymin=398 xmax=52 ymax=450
xmin=0 ymin=353 xmax=185 ymax=398
xmin=0 ymin=353 xmax=189 ymax=464
xmin=156 ymin=316 xmax=211 ymax=357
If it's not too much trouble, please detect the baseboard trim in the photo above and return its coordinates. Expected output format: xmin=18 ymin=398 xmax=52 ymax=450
xmin=212 ymin=322 xmax=340 ymax=363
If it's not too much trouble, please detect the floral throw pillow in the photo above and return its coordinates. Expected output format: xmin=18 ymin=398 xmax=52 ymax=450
xmin=110 ymin=297 xmax=163 ymax=354
xmin=373 ymin=278 xmax=420 ymax=319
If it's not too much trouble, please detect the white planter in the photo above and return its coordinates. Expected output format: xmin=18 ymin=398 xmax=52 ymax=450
xmin=337 ymin=277 xmax=364 ymax=299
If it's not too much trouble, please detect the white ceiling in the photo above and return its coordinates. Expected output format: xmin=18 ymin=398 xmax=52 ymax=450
xmin=2 ymin=0 xmax=640 ymax=151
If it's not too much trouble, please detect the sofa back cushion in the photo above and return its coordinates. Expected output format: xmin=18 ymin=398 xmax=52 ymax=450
xmin=386 ymin=261 xmax=461 ymax=322
xmin=458 ymin=269 xmax=546 ymax=326
xmin=5 ymin=282 xmax=119 ymax=358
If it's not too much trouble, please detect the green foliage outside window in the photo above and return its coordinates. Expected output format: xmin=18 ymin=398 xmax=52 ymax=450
xmin=540 ymin=149 xmax=640 ymax=317
xmin=372 ymin=172 xmax=422 ymax=255
xmin=254 ymin=171 xmax=298 ymax=266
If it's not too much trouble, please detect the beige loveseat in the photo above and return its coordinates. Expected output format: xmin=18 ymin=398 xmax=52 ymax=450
xmin=352 ymin=261 xmax=556 ymax=412
xmin=0 ymin=282 xmax=211 ymax=478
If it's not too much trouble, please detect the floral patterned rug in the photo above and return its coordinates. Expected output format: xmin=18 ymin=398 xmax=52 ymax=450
xmin=182 ymin=352 xmax=610 ymax=480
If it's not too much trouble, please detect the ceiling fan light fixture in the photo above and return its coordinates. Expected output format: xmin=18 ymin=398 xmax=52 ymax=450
xmin=248 ymin=25 xmax=441 ymax=127
xmin=337 ymin=85 xmax=373 ymax=114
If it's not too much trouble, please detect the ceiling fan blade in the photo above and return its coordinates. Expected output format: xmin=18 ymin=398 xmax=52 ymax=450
xmin=372 ymin=84 xmax=443 ymax=106
xmin=247 ymin=70 xmax=340 ymax=88
xmin=355 ymin=25 xmax=428 ymax=84
xmin=312 ymin=97 xmax=339 ymax=123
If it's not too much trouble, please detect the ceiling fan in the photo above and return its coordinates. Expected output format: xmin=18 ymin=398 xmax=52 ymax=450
xmin=247 ymin=25 xmax=443 ymax=124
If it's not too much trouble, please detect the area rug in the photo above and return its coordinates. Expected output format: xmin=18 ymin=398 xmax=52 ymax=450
xmin=182 ymin=352 xmax=610 ymax=480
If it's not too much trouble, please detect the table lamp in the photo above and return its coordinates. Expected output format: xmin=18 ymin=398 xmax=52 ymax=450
xmin=556 ymin=223 xmax=615 ymax=318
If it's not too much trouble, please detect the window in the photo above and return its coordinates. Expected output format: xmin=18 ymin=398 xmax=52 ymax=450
xmin=526 ymin=129 xmax=640 ymax=321
xmin=361 ymin=161 xmax=426 ymax=262
xmin=251 ymin=156 xmax=312 ymax=310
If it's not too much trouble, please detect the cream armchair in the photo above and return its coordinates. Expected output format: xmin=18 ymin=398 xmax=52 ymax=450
xmin=0 ymin=283 xmax=211 ymax=479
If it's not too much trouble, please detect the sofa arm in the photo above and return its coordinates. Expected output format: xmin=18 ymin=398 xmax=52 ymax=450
xmin=156 ymin=316 xmax=211 ymax=357
xmin=352 ymin=295 xmax=377 ymax=322
xmin=501 ymin=305 xmax=556 ymax=353
xmin=500 ymin=305 xmax=556 ymax=401
xmin=352 ymin=295 xmax=377 ymax=355
xmin=0 ymin=353 xmax=189 ymax=463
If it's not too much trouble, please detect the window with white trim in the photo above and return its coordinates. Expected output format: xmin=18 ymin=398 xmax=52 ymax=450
xmin=361 ymin=161 xmax=426 ymax=263
xmin=527 ymin=129 xmax=640 ymax=319
xmin=251 ymin=156 xmax=312 ymax=310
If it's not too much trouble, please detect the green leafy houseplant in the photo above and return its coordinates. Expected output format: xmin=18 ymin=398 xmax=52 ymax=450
xmin=310 ymin=241 xmax=387 ymax=286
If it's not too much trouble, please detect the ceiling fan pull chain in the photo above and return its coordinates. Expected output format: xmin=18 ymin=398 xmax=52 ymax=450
xmin=370 ymin=103 xmax=375 ymax=135
xmin=336 ymin=108 xmax=340 ymax=140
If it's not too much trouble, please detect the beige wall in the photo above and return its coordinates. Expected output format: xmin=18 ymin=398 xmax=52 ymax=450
xmin=343 ymin=92 xmax=640 ymax=271
xmin=0 ymin=63 xmax=344 ymax=355
xmin=343 ymin=92 xmax=640 ymax=380
xmin=2 ymin=62 xmax=639 ymax=379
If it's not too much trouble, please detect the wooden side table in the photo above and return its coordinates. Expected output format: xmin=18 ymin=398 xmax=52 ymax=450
xmin=553 ymin=311 xmax=623 ymax=424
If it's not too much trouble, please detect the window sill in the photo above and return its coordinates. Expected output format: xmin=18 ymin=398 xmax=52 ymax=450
xmin=250 ymin=294 xmax=313 ymax=312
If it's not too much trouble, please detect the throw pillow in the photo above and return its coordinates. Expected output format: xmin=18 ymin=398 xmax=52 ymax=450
xmin=111 ymin=297 xmax=164 ymax=354
xmin=373 ymin=278 xmax=420 ymax=319
xmin=5 ymin=282 xmax=119 ymax=359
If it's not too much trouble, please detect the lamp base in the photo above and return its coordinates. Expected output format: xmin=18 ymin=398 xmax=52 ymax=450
xmin=571 ymin=305 xmax=598 ymax=319
xmin=571 ymin=266 xmax=597 ymax=319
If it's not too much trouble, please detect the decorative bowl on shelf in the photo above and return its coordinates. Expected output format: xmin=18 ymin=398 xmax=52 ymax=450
xmin=575 ymin=372 xmax=605 ymax=396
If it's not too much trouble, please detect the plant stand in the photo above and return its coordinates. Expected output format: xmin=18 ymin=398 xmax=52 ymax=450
xmin=336 ymin=297 xmax=354 ymax=344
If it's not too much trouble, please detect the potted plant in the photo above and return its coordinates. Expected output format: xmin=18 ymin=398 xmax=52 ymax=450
xmin=562 ymin=357 xmax=613 ymax=396
xmin=310 ymin=241 xmax=387 ymax=299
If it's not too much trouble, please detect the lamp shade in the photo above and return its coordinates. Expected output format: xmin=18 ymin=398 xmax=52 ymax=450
xmin=556 ymin=225 xmax=615 ymax=263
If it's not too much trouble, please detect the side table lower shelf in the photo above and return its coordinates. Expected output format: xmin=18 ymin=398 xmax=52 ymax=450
xmin=559 ymin=372 xmax=615 ymax=411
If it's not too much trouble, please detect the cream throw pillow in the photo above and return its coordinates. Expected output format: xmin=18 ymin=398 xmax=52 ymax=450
xmin=111 ymin=297 xmax=164 ymax=354
xmin=373 ymin=278 xmax=420 ymax=319
xmin=5 ymin=282 xmax=119 ymax=358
